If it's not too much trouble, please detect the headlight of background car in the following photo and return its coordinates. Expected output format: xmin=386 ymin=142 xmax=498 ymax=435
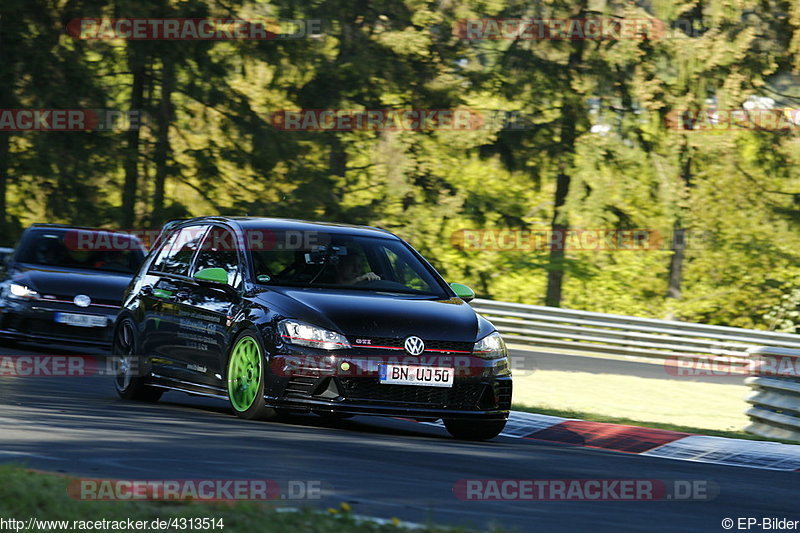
xmin=8 ymin=283 xmax=39 ymax=300
xmin=278 ymin=319 xmax=351 ymax=350
xmin=473 ymin=331 xmax=508 ymax=359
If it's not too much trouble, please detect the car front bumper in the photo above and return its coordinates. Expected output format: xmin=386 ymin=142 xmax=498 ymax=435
xmin=0 ymin=299 xmax=119 ymax=347
xmin=265 ymin=352 xmax=512 ymax=420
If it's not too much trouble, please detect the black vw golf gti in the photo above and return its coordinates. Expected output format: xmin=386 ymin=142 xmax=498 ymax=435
xmin=115 ymin=217 xmax=512 ymax=440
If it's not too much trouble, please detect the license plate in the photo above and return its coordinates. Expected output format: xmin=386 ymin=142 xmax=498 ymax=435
xmin=379 ymin=365 xmax=454 ymax=388
xmin=54 ymin=313 xmax=107 ymax=328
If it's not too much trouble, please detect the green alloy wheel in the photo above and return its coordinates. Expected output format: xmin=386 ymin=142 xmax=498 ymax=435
xmin=227 ymin=331 xmax=277 ymax=420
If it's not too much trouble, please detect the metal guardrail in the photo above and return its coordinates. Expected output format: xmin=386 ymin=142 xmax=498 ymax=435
xmin=471 ymin=299 xmax=800 ymax=443
xmin=744 ymin=347 xmax=800 ymax=442
xmin=471 ymin=298 xmax=800 ymax=362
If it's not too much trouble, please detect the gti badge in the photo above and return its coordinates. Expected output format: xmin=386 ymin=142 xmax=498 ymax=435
xmin=404 ymin=336 xmax=425 ymax=356
xmin=73 ymin=294 xmax=91 ymax=308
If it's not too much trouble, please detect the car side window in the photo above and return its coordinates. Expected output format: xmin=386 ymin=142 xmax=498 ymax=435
xmin=194 ymin=226 xmax=242 ymax=287
xmin=149 ymin=232 xmax=180 ymax=273
xmin=150 ymin=226 xmax=208 ymax=276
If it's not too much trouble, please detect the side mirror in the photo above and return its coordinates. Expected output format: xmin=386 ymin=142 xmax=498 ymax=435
xmin=450 ymin=282 xmax=475 ymax=302
xmin=193 ymin=267 xmax=229 ymax=285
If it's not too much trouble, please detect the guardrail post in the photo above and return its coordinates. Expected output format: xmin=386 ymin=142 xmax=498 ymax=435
xmin=744 ymin=346 xmax=800 ymax=443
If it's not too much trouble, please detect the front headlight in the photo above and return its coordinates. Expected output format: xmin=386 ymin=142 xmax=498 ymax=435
xmin=8 ymin=283 xmax=39 ymax=300
xmin=473 ymin=331 xmax=507 ymax=359
xmin=278 ymin=319 xmax=351 ymax=350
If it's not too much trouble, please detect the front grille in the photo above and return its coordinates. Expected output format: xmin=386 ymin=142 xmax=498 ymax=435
xmin=350 ymin=336 xmax=402 ymax=349
xmin=6 ymin=317 xmax=111 ymax=341
xmin=284 ymin=376 xmax=317 ymax=398
xmin=338 ymin=378 xmax=484 ymax=410
xmin=347 ymin=336 xmax=473 ymax=354
xmin=424 ymin=339 xmax=473 ymax=353
xmin=496 ymin=380 xmax=512 ymax=410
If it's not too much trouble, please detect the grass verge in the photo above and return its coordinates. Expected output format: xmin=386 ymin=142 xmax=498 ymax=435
xmin=0 ymin=464 xmax=488 ymax=533
xmin=511 ymin=369 xmax=798 ymax=444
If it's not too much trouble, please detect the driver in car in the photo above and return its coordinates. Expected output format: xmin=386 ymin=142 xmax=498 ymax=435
xmin=336 ymin=253 xmax=380 ymax=285
xmin=34 ymin=242 xmax=61 ymax=265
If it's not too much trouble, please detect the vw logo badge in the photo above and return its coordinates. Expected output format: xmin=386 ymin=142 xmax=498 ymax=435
xmin=404 ymin=336 xmax=425 ymax=356
xmin=73 ymin=294 xmax=91 ymax=308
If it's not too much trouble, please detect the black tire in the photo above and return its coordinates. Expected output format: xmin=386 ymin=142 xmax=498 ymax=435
xmin=113 ymin=318 xmax=163 ymax=402
xmin=444 ymin=418 xmax=507 ymax=441
xmin=226 ymin=329 xmax=278 ymax=421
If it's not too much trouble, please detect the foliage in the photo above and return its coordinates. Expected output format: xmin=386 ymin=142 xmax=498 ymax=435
xmin=2 ymin=0 xmax=800 ymax=328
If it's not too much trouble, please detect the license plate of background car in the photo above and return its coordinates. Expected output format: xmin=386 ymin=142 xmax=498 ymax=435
xmin=54 ymin=313 xmax=107 ymax=328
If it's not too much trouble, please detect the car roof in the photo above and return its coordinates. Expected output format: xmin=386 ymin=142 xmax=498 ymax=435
xmin=174 ymin=217 xmax=401 ymax=239
xmin=26 ymin=223 xmax=135 ymax=235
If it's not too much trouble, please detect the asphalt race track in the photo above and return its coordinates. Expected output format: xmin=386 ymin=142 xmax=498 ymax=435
xmin=1 ymin=342 xmax=798 ymax=532
xmin=508 ymin=349 xmax=748 ymax=383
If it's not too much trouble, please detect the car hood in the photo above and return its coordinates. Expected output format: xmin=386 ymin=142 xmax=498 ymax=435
xmin=10 ymin=263 xmax=133 ymax=303
xmin=259 ymin=287 xmax=489 ymax=342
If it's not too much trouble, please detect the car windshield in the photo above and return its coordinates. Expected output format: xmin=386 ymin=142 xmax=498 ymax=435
xmin=250 ymin=231 xmax=447 ymax=297
xmin=15 ymin=229 xmax=145 ymax=274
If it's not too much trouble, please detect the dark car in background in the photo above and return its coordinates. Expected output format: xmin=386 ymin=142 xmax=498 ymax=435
xmin=0 ymin=224 xmax=146 ymax=346
xmin=114 ymin=217 xmax=512 ymax=440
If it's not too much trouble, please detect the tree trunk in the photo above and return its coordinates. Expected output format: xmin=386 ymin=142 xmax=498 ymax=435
xmin=545 ymin=1 xmax=587 ymax=308
xmin=121 ymin=52 xmax=146 ymax=228
xmin=151 ymin=57 xmax=174 ymax=225
xmin=0 ymin=132 xmax=9 ymax=241
xmin=0 ymin=12 xmax=14 ymax=241
xmin=325 ymin=135 xmax=347 ymax=217
xmin=666 ymin=228 xmax=686 ymax=299
xmin=666 ymin=141 xmax=693 ymax=299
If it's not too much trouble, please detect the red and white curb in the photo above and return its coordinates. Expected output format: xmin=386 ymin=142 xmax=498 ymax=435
xmin=424 ymin=411 xmax=800 ymax=471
